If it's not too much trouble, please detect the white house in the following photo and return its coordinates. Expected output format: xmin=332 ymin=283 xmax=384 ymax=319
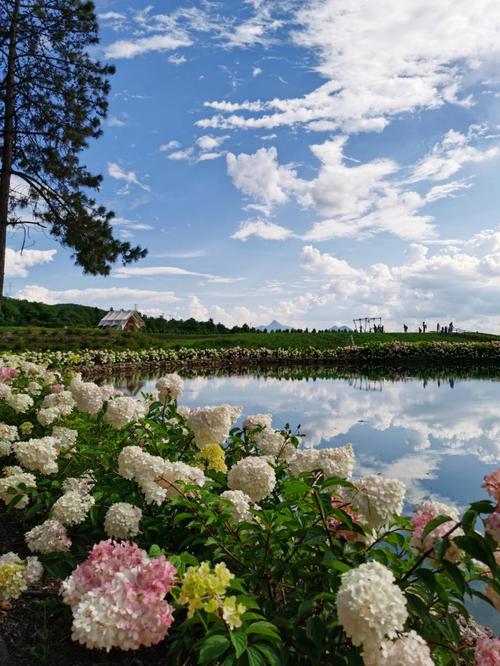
xmin=97 ymin=309 xmax=145 ymax=331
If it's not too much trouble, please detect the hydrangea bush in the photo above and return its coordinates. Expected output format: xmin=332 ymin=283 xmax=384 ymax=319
xmin=0 ymin=356 xmax=498 ymax=665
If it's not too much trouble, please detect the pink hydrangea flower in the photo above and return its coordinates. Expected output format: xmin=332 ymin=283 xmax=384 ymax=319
xmin=483 ymin=469 xmax=500 ymax=503
xmin=327 ymin=496 xmax=363 ymax=541
xmin=474 ymin=637 xmax=500 ymax=666
xmin=50 ymin=383 xmax=64 ymax=394
xmin=61 ymin=540 xmax=176 ymax=652
xmin=0 ymin=367 xmax=17 ymax=381
xmin=411 ymin=501 xmax=462 ymax=562
xmin=485 ymin=510 xmax=500 ymax=543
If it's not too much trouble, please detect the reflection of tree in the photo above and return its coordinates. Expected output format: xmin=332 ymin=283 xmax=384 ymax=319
xmin=347 ymin=377 xmax=382 ymax=392
xmin=108 ymin=373 xmax=148 ymax=396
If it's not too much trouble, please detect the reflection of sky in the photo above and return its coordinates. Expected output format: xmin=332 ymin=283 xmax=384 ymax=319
xmin=116 ymin=373 xmax=499 ymax=508
xmin=114 ymin=371 xmax=499 ymax=631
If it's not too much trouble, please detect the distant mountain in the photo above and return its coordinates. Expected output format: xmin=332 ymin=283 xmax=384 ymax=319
xmin=329 ymin=325 xmax=352 ymax=332
xmin=256 ymin=320 xmax=291 ymax=332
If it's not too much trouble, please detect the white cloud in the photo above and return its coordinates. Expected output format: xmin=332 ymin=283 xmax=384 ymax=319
xmin=168 ymin=54 xmax=187 ymax=65
xmin=293 ymin=228 xmax=500 ymax=331
xmin=99 ymin=12 xmax=125 ymax=21
xmin=231 ymin=219 xmax=293 ymax=241
xmin=409 ymin=128 xmax=498 ymax=182
xmin=107 ymin=115 xmax=126 ymax=128
xmin=159 ymin=140 xmax=181 ymax=152
xmin=198 ymin=152 xmax=223 ymax=162
xmin=5 ymin=249 xmax=56 ymax=278
xmin=186 ymin=295 xmax=209 ymax=320
xmin=252 ymin=66 xmax=262 ymax=77
xmin=196 ymin=135 xmax=228 ymax=151
xmin=199 ymin=0 xmax=500 ymax=133
xmin=226 ymin=146 xmax=300 ymax=213
xmin=15 ymin=285 xmax=179 ymax=307
xmin=105 ymin=33 xmax=192 ymax=60
xmin=227 ymin=131 xmax=498 ymax=241
xmin=167 ymin=148 xmax=195 ymax=161
xmin=107 ymin=163 xmax=150 ymax=192
xmin=113 ymin=265 xmax=241 ymax=284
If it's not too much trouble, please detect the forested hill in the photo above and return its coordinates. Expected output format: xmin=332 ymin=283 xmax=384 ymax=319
xmin=0 ymin=297 xmax=256 ymax=334
xmin=0 ymin=297 xmax=106 ymax=328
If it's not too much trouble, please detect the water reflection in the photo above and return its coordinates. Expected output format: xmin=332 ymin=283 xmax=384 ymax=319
xmin=107 ymin=366 xmax=499 ymax=508
xmin=105 ymin=365 xmax=499 ymax=631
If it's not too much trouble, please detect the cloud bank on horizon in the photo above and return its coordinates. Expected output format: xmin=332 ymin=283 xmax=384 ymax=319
xmin=7 ymin=0 xmax=500 ymax=331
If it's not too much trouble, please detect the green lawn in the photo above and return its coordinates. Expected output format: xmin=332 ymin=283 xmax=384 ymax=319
xmin=1 ymin=326 xmax=499 ymax=352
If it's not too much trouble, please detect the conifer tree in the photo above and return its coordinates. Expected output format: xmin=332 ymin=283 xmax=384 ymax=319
xmin=0 ymin=0 xmax=147 ymax=309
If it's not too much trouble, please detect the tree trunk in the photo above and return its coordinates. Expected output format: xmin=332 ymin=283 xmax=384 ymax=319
xmin=0 ymin=0 xmax=20 ymax=313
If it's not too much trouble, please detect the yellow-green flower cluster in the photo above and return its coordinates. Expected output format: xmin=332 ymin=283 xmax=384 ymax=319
xmin=0 ymin=562 xmax=26 ymax=602
xmin=179 ymin=561 xmax=246 ymax=629
xmin=195 ymin=443 xmax=228 ymax=474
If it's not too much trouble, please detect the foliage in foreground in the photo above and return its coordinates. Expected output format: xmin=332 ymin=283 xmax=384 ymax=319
xmin=0 ymin=358 xmax=498 ymax=665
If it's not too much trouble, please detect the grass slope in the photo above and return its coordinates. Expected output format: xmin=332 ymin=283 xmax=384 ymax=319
xmin=1 ymin=327 xmax=498 ymax=353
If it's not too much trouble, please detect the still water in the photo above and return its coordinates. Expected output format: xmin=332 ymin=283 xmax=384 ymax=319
xmin=110 ymin=367 xmax=499 ymax=629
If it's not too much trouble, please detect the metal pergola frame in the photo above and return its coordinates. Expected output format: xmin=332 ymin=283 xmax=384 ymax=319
xmin=352 ymin=317 xmax=382 ymax=333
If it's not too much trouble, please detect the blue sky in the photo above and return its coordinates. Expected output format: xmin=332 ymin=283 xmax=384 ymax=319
xmin=8 ymin=0 xmax=500 ymax=331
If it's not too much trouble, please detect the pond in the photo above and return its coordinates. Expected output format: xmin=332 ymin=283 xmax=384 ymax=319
xmin=109 ymin=366 xmax=499 ymax=630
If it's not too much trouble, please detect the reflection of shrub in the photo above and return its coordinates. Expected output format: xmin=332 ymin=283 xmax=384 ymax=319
xmin=0 ymin=360 xmax=498 ymax=663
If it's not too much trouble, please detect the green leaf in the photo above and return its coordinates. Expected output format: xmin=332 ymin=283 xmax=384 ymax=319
xmin=421 ymin=515 xmax=453 ymax=541
xmin=454 ymin=534 xmax=496 ymax=571
xmin=246 ymin=647 xmax=267 ymax=666
xmin=229 ymin=630 xmax=247 ymax=658
xmin=254 ymin=644 xmax=282 ymax=666
xmin=469 ymin=500 xmax=495 ymax=514
xmin=198 ymin=635 xmax=230 ymax=664
xmin=246 ymin=622 xmax=281 ymax=643
xmin=442 ymin=561 xmax=466 ymax=595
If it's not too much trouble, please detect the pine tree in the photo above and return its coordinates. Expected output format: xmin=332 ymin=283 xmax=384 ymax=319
xmin=0 ymin=0 xmax=147 ymax=310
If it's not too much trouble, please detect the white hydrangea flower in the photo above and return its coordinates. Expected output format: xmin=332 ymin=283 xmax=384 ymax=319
xmin=177 ymin=405 xmax=191 ymax=419
xmin=41 ymin=391 xmax=76 ymax=416
xmin=287 ymin=444 xmax=355 ymax=480
xmin=243 ymin=413 xmax=273 ymax=433
xmin=52 ymin=426 xmax=78 ymax=452
xmin=156 ymin=461 xmax=207 ymax=499
xmin=37 ymin=407 xmax=62 ymax=426
xmin=24 ymin=556 xmax=43 ymax=586
xmin=254 ymin=429 xmax=295 ymax=459
xmin=118 ymin=446 xmax=169 ymax=505
xmin=187 ymin=404 xmax=242 ymax=449
xmin=104 ymin=396 xmax=146 ymax=429
xmin=227 ymin=456 xmax=276 ymax=502
xmin=156 ymin=374 xmax=184 ymax=402
xmin=27 ymin=381 xmax=42 ymax=396
xmin=62 ymin=472 xmax=95 ymax=496
xmin=70 ymin=377 xmax=104 ymax=414
xmin=6 ymin=393 xmax=34 ymax=413
xmin=0 ymin=383 xmax=12 ymax=399
xmin=0 ymin=466 xmax=36 ymax=508
xmin=336 ymin=561 xmax=408 ymax=657
xmin=51 ymin=491 xmax=95 ymax=526
xmin=220 ymin=490 xmax=257 ymax=523
xmin=104 ymin=503 xmax=142 ymax=539
xmin=0 ymin=423 xmax=18 ymax=442
xmin=369 ymin=631 xmax=434 ymax=666
xmin=19 ymin=361 xmax=46 ymax=376
xmin=0 ymin=423 xmax=18 ymax=455
xmin=348 ymin=475 xmax=405 ymax=529
xmin=25 ymin=519 xmax=71 ymax=554
xmin=12 ymin=436 xmax=60 ymax=475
